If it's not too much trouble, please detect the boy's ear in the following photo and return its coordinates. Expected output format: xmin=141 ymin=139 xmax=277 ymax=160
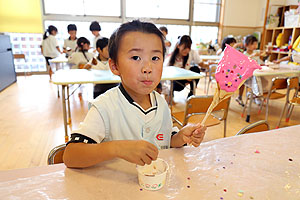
xmin=109 ymin=59 xmax=120 ymax=76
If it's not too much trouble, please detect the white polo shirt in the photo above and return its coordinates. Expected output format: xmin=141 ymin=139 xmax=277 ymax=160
xmin=41 ymin=35 xmax=60 ymax=58
xmin=63 ymin=38 xmax=77 ymax=57
xmin=88 ymin=56 xmax=110 ymax=70
xmin=72 ymin=85 xmax=173 ymax=149
xmin=68 ymin=51 xmax=94 ymax=69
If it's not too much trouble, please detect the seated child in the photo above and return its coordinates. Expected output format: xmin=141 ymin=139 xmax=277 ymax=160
xmin=237 ymin=35 xmax=270 ymax=106
xmin=85 ymin=37 xmax=118 ymax=98
xmin=63 ymin=20 xmax=207 ymax=168
xmin=68 ymin=37 xmax=94 ymax=69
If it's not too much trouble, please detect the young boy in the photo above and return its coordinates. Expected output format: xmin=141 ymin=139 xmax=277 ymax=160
xmin=63 ymin=20 xmax=206 ymax=168
xmin=85 ymin=37 xmax=118 ymax=98
xmin=89 ymin=21 xmax=102 ymax=52
xmin=63 ymin=24 xmax=77 ymax=58
xmin=159 ymin=26 xmax=171 ymax=56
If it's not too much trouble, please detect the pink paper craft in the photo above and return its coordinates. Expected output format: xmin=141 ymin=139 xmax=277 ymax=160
xmin=215 ymin=44 xmax=262 ymax=92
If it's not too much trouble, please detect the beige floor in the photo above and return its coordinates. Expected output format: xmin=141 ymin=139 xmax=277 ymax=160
xmin=0 ymin=75 xmax=299 ymax=170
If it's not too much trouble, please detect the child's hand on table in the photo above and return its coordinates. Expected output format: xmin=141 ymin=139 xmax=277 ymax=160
xmin=116 ymin=140 xmax=158 ymax=166
xmin=181 ymin=123 xmax=206 ymax=147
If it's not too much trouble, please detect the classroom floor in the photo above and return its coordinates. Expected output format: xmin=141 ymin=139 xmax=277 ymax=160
xmin=0 ymin=75 xmax=299 ymax=170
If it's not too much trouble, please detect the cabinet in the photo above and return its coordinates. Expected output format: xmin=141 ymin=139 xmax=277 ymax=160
xmin=263 ymin=5 xmax=300 ymax=61
xmin=263 ymin=27 xmax=300 ymax=61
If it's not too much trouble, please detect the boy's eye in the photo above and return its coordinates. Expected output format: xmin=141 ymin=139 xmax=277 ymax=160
xmin=152 ymin=56 xmax=160 ymax=61
xmin=131 ymin=56 xmax=141 ymax=60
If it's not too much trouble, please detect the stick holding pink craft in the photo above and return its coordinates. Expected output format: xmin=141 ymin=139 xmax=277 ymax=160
xmin=200 ymin=45 xmax=262 ymax=126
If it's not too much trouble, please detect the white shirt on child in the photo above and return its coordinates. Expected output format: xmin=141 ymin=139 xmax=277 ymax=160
xmin=93 ymin=35 xmax=102 ymax=50
xmin=41 ymin=35 xmax=60 ymax=58
xmin=164 ymin=50 xmax=201 ymax=70
xmin=63 ymin=38 xmax=77 ymax=57
xmin=88 ymin=56 xmax=110 ymax=70
xmin=72 ymin=85 xmax=173 ymax=149
xmin=68 ymin=51 xmax=94 ymax=69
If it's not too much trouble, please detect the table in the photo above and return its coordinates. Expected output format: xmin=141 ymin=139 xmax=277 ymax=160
xmin=52 ymin=66 xmax=204 ymax=142
xmin=245 ymin=65 xmax=300 ymax=122
xmin=1 ymin=125 xmax=299 ymax=199
xmin=199 ymin=55 xmax=221 ymax=62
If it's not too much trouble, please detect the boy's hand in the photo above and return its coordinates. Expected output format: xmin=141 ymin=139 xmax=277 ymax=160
xmin=116 ymin=140 xmax=158 ymax=166
xmin=181 ymin=123 xmax=206 ymax=147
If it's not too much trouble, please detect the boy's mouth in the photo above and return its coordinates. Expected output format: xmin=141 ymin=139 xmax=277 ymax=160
xmin=141 ymin=80 xmax=153 ymax=85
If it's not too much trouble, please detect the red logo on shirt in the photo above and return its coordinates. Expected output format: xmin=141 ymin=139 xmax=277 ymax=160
xmin=156 ymin=134 xmax=164 ymax=141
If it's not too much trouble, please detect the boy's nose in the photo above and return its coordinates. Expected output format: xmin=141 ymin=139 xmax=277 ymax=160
xmin=142 ymin=62 xmax=152 ymax=74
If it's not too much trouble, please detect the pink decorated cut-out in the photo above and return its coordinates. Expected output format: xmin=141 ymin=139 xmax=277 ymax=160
xmin=215 ymin=44 xmax=262 ymax=92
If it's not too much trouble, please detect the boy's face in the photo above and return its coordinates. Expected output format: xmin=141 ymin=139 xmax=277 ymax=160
xmin=109 ymin=32 xmax=163 ymax=98
xmin=92 ymin=30 xmax=100 ymax=37
xmin=246 ymin=41 xmax=258 ymax=51
xmin=68 ymin=30 xmax=76 ymax=38
xmin=97 ymin=46 xmax=109 ymax=59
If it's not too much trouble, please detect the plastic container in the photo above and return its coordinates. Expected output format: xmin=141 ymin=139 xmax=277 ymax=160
xmin=136 ymin=158 xmax=169 ymax=191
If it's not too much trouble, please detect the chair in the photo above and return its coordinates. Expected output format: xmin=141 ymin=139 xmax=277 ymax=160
xmin=172 ymin=95 xmax=231 ymax=137
xmin=206 ymin=64 xmax=217 ymax=94
xmin=276 ymin=77 xmax=300 ymax=128
xmin=236 ymin=120 xmax=270 ymax=135
xmin=242 ymin=77 xmax=287 ymax=120
xmin=47 ymin=144 xmax=66 ymax=165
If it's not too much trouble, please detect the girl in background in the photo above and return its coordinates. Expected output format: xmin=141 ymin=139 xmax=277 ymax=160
xmin=68 ymin=37 xmax=94 ymax=69
xmin=165 ymin=35 xmax=201 ymax=98
xmin=63 ymin=24 xmax=77 ymax=58
xmin=40 ymin=25 xmax=62 ymax=80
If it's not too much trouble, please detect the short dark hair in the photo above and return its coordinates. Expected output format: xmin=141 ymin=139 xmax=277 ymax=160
xmin=96 ymin=37 xmax=109 ymax=50
xmin=221 ymin=37 xmax=236 ymax=51
xmin=244 ymin=35 xmax=258 ymax=46
xmin=108 ymin=20 xmax=166 ymax=62
xmin=67 ymin=24 xmax=77 ymax=32
xmin=89 ymin=21 xmax=101 ymax=31
xmin=77 ymin=37 xmax=90 ymax=48
xmin=159 ymin=26 xmax=168 ymax=34
xmin=43 ymin=25 xmax=58 ymax=40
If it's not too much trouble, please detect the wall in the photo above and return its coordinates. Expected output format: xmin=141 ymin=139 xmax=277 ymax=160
xmin=0 ymin=0 xmax=43 ymax=33
xmin=221 ymin=0 xmax=267 ymax=40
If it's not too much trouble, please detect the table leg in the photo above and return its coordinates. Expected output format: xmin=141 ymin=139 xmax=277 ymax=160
xmin=169 ymin=80 xmax=174 ymax=113
xmin=67 ymin=85 xmax=72 ymax=125
xmin=192 ymin=80 xmax=196 ymax=95
xmin=61 ymin=85 xmax=69 ymax=143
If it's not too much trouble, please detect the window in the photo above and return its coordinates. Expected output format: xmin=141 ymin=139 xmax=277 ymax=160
xmin=193 ymin=0 xmax=221 ymax=22
xmin=9 ymin=33 xmax=46 ymax=72
xmin=126 ymin=0 xmax=190 ymax=19
xmin=191 ymin=26 xmax=218 ymax=49
xmin=43 ymin=0 xmax=120 ymax=16
xmin=157 ymin=24 xmax=189 ymax=55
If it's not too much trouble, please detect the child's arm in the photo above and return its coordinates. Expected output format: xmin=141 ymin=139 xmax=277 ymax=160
xmin=63 ymin=140 xmax=158 ymax=168
xmin=170 ymin=123 xmax=206 ymax=147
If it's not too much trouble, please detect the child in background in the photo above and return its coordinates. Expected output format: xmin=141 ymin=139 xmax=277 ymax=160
xmin=85 ymin=37 xmax=118 ymax=98
xmin=63 ymin=20 xmax=206 ymax=168
xmin=89 ymin=21 xmax=102 ymax=52
xmin=63 ymin=24 xmax=77 ymax=58
xmin=40 ymin=25 xmax=62 ymax=80
xmin=236 ymin=35 xmax=269 ymax=106
xmin=159 ymin=26 xmax=171 ymax=56
xmin=165 ymin=35 xmax=202 ymax=98
xmin=68 ymin=37 xmax=94 ymax=69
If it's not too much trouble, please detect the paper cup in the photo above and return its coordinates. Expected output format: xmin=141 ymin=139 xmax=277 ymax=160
xmin=136 ymin=158 xmax=169 ymax=191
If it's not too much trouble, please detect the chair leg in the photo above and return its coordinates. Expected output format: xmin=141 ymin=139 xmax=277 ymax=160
xmin=285 ymin=104 xmax=294 ymax=122
xmin=276 ymin=102 xmax=288 ymax=129
xmin=265 ymin=98 xmax=270 ymax=121
xmin=258 ymin=97 xmax=264 ymax=114
xmin=206 ymin=79 xmax=211 ymax=95
xmin=223 ymin=119 xmax=227 ymax=138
